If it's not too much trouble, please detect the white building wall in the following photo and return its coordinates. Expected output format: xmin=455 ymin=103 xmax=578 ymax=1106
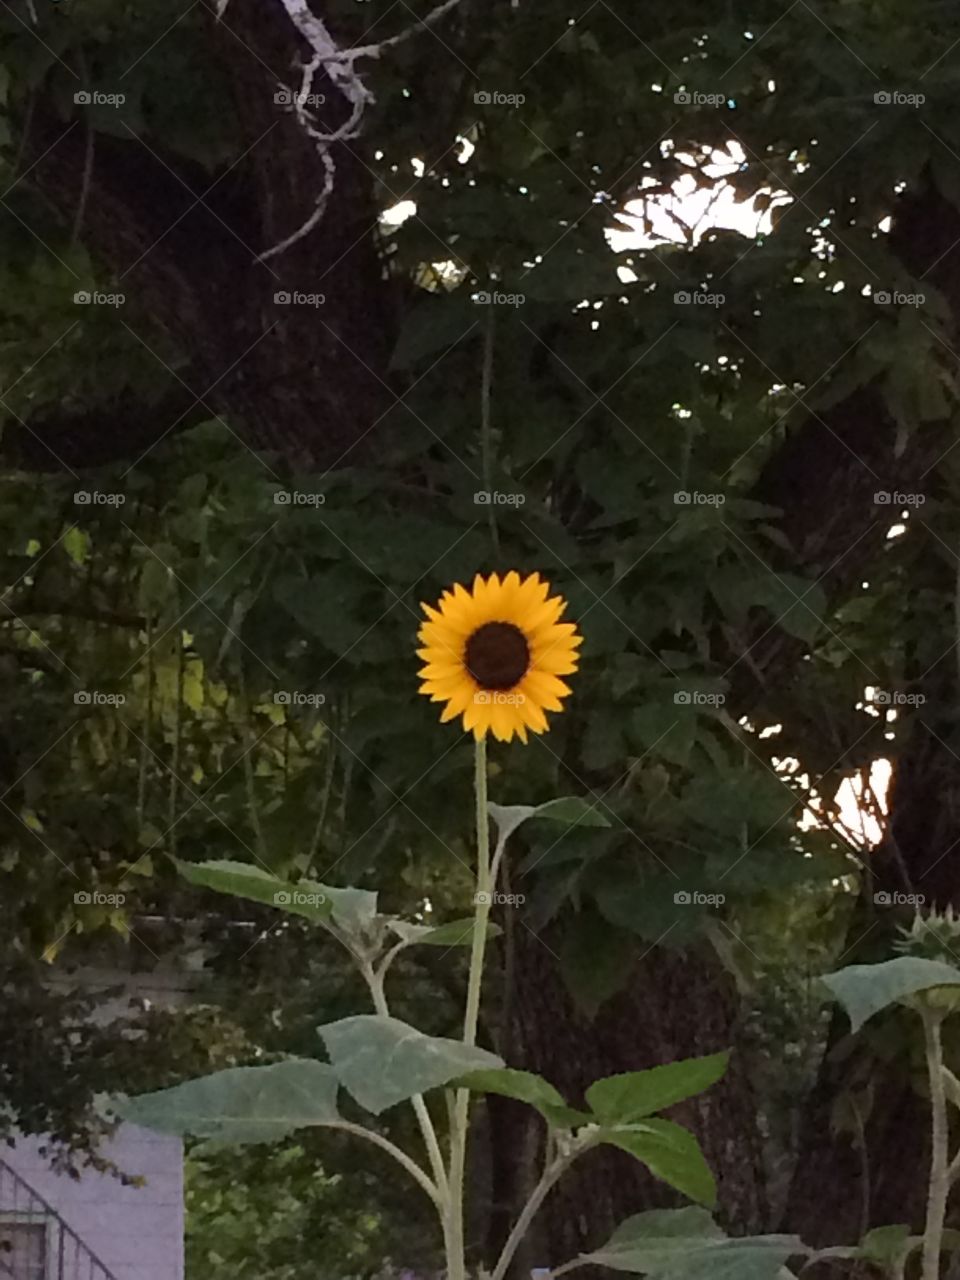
xmin=2 ymin=1124 xmax=184 ymax=1280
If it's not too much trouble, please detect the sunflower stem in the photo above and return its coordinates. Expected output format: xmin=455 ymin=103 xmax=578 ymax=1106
xmin=447 ymin=735 xmax=492 ymax=1280
xmin=921 ymin=1006 xmax=950 ymax=1280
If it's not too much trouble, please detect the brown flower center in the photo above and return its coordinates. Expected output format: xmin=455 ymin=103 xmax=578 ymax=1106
xmin=465 ymin=621 xmax=530 ymax=691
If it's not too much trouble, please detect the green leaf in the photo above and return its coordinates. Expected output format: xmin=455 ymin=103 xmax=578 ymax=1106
xmin=487 ymin=804 xmax=537 ymax=842
xmin=770 ymin=573 xmax=827 ymax=645
xmin=586 ymin=1053 xmax=729 ymax=1123
xmin=488 ymin=796 xmax=610 ymax=844
xmin=601 ymin=1119 xmax=717 ymax=1207
xmin=389 ymin=296 xmax=477 ymax=370
xmin=175 ymin=859 xmax=377 ymax=932
xmin=582 ymin=1207 xmax=804 ymax=1278
xmin=63 ymin=525 xmax=91 ymax=566
xmin=821 ymin=957 xmax=960 ymax=1032
xmin=115 ymin=1060 xmax=340 ymax=1149
xmin=858 ymin=1225 xmax=911 ymax=1264
xmin=455 ymin=1068 xmax=590 ymax=1128
xmin=559 ymin=909 xmax=638 ymax=1016
xmin=389 ymin=918 xmax=502 ymax=947
xmin=534 ymin=797 xmax=611 ymax=827
xmin=318 ymin=1015 xmax=503 ymax=1115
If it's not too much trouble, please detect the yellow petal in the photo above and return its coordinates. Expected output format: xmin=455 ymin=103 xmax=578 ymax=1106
xmin=519 ymin=698 xmax=549 ymax=734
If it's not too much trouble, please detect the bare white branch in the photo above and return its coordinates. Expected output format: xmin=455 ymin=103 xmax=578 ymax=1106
xmin=325 ymin=0 xmax=467 ymax=62
xmin=258 ymin=0 xmax=466 ymax=260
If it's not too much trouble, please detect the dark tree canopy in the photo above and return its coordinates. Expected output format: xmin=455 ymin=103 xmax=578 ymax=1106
xmin=3 ymin=0 xmax=960 ymax=1273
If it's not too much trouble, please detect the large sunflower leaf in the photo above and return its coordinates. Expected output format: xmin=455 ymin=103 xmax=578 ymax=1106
xmin=582 ymin=1207 xmax=803 ymax=1279
xmin=319 ymin=1015 xmax=503 ymax=1114
xmin=821 ymin=957 xmax=960 ymax=1032
xmin=175 ymin=859 xmax=377 ymax=932
xmin=586 ymin=1053 xmax=729 ymax=1123
xmin=601 ymin=1119 xmax=717 ymax=1208
xmin=115 ymin=1060 xmax=340 ymax=1150
xmin=455 ymin=1067 xmax=590 ymax=1128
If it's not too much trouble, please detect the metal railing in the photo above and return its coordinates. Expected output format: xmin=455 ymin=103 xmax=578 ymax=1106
xmin=0 ymin=1157 xmax=121 ymax=1280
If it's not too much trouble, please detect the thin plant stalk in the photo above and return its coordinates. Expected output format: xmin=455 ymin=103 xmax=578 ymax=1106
xmin=491 ymin=1147 xmax=584 ymax=1280
xmin=447 ymin=737 xmax=493 ymax=1280
xmin=922 ymin=1006 xmax=949 ymax=1280
xmin=361 ymin=959 xmax=449 ymax=1204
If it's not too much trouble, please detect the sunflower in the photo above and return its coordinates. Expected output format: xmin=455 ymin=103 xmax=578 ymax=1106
xmin=417 ymin=571 xmax=582 ymax=743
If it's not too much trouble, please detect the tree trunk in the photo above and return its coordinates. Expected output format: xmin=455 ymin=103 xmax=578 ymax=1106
xmin=14 ymin=0 xmax=396 ymax=468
